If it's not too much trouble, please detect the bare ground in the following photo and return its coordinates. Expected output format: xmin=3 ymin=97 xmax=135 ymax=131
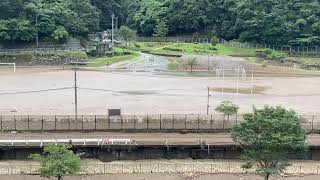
xmin=1 ymin=173 xmax=320 ymax=180
xmin=1 ymin=68 xmax=320 ymax=115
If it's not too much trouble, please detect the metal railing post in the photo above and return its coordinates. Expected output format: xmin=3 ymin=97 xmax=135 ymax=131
xmin=147 ymin=115 xmax=149 ymax=130
xmin=14 ymin=115 xmax=16 ymax=131
xmin=41 ymin=116 xmax=44 ymax=131
xmin=185 ymin=114 xmax=187 ymax=130
xmin=82 ymin=115 xmax=84 ymax=131
xmin=159 ymin=114 xmax=162 ymax=130
xmin=54 ymin=116 xmax=57 ymax=131
xmin=27 ymin=115 xmax=30 ymax=131
xmin=172 ymin=114 xmax=175 ymax=130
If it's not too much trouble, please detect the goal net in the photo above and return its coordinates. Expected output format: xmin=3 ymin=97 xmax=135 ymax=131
xmin=0 ymin=63 xmax=16 ymax=72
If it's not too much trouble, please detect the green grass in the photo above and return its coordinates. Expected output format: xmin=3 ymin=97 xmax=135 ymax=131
xmin=246 ymin=57 xmax=257 ymax=63
xmin=128 ymin=42 xmax=174 ymax=51
xmin=158 ymin=43 xmax=256 ymax=56
xmin=89 ymin=50 xmax=140 ymax=67
xmin=167 ymin=58 xmax=180 ymax=70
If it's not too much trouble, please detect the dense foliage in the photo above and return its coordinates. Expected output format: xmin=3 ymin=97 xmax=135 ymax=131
xmin=30 ymin=143 xmax=81 ymax=180
xmin=232 ymin=106 xmax=308 ymax=180
xmin=1 ymin=0 xmax=320 ymax=46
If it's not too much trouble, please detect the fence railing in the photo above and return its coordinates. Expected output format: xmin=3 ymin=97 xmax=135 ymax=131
xmin=0 ymin=114 xmax=319 ymax=132
xmin=0 ymin=163 xmax=319 ymax=175
xmin=131 ymin=36 xmax=320 ymax=54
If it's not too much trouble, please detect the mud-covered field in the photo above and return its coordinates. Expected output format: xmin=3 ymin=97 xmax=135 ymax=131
xmin=1 ymin=64 xmax=320 ymax=115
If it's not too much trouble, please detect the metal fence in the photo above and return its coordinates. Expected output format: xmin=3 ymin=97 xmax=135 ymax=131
xmin=0 ymin=114 xmax=319 ymax=132
xmin=132 ymin=36 xmax=320 ymax=54
xmin=0 ymin=163 xmax=319 ymax=175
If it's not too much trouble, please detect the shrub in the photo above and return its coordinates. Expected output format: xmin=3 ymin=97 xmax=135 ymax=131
xmin=133 ymin=42 xmax=140 ymax=48
xmin=211 ymin=36 xmax=219 ymax=46
xmin=261 ymin=48 xmax=287 ymax=61
xmin=163 ymin=47 xmax=183 ymax=52
xmin=266 ymin=51 xmax=287 ymax=61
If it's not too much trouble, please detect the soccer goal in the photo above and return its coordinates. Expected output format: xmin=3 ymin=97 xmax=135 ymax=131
xmin=0 ymin=63 xmax=16 ymax=72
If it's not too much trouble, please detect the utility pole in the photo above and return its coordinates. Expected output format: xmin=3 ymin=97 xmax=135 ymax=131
xmin=111 ymin=14 xmax=115 ymax=47
xmin=74 ymin=67 xmax=78 ymax=120
xmin=35 ymin=13 xmax=39 ymax=47
xmin=207 ymin=86 xmax=211 ymax=115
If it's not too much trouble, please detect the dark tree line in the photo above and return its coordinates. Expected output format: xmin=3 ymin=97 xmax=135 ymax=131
xmin=0 ymin=0 xmax=319 ymax=46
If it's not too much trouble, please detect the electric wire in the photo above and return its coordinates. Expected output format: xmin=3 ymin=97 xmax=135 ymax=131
xmin=0 ymin=87 xmax=73 ymax=96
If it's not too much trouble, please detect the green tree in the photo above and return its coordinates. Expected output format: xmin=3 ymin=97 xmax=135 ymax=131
xmin=211 ymin=36 xmax=219 ymax=46
xmin=153 ymin=21 xmax=169 ymax=37
xmin=215 ymin=101 xmax=239 ymax=120
xmin=187 ymin=57 xmax=197 ymax=72
xmin=192 ymin=32 xmax=200 ymax=43
xmin=52 ymin=27 xmax=69 ymax=43
xmin=30 ymin=143 xmax=81 ymax=180
xmin=232 ymin=106 xmax=308 ymax=180
xmin=117 ymin=25 xmax=136 ymax=41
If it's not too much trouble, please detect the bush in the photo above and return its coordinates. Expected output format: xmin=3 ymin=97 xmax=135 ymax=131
xmin=261 ymin=48 xmax=287 ymax=61
xmin=211 ymin=36 xmax=219 ymax=46
xmin=266 ymin=51 xmax=287 ymax=61
xmin=133 ymin=42 xmax=140 ymax=48
xmin=163 ymin=47 xmax=183 ymax=52
xmin=262 ymin=60 xmax=268 ymax=68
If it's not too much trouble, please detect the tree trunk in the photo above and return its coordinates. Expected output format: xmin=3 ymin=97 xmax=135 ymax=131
xmin=58 ymin=176 xmax=63 ymax=180
xmin=264 ymin=174 xmax=270 ymax=180
xmin=190 ymin=65 xmax=193 ymax=72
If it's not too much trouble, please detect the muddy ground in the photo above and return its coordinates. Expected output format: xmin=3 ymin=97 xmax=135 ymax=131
xmin=1 ymin=173 xmax=320 ymax=180
xmin=1 ymin=68 xmax=320 ymax=115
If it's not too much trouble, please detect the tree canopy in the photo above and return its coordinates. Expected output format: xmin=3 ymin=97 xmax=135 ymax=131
xmin=30 ymin=143 xmax=81 ymax=180
xmin=0 ymin=0 xmax=320 ymax=46
xmin=232 ymin=106 xmax=308 ymax=180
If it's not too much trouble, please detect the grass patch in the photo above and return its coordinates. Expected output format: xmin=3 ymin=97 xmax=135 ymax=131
xmin=89 ymin=50 xmax=140 ymax=67
xmin=246 ymin=57 xmax=257 ymax=63
xmin=128 ymin=42 xmax=174 ymax=51
xmin=159 ymin=43 xmax=256 ymax=56
xmin=167 ymin=58 xmax=180 ymax=70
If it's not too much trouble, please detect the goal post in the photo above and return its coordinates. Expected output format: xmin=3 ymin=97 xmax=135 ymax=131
xmin=0 ymin=63 xmax=16 ymax=72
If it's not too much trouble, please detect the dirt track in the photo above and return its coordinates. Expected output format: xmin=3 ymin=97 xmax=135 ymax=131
xmin=1 ymin=173 xmax=320 ymax=180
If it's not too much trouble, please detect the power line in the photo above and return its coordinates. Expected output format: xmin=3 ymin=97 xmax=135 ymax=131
xmin=0 ymin=87 xmax=73 ymax=96
xmin=79 ymin=87 xmax=118 ymax=93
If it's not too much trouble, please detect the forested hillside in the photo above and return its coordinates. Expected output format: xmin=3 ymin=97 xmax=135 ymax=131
xmin=0 ymin=0 xmax=319 ymax=46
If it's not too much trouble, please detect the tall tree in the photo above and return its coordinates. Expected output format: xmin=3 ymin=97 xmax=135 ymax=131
xmin=232 ymin=106 xmax=308 ymax=180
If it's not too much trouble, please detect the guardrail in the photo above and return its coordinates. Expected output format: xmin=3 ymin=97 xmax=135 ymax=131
xmin=0 ymin=114 xmax=319 ymax=132
xmin=0 ymin=138 xmax=136 ymax=147
xmin=0 ymin=163 xmax=319 ymax=175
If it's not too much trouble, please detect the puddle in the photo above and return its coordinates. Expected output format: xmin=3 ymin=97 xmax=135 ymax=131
xmin=211 ymin=86 xmax=267 ymax=95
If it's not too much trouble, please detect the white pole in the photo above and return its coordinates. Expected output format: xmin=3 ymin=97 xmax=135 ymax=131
xmin=251 ymin=69 xmax=254 ymax=95
xmin=237 ymin=68 xmax=239 ymax=94
xmin=222 ymin=68 xmax=224 ymax=93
